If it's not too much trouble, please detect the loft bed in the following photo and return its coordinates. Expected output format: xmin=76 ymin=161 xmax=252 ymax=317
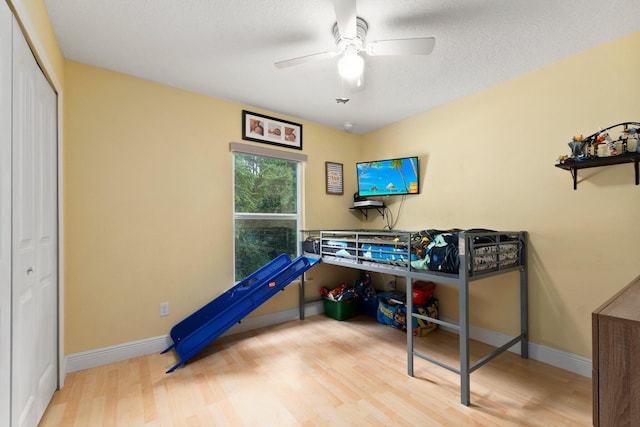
xmin=298 ymin=229 xmax=528 ymax=406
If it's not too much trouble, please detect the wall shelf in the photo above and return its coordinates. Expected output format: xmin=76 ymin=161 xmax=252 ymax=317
xmin=555 ymin=152 xmax=640 ymax=190
xmin=349 ymin=205 xmax=385 ymax=219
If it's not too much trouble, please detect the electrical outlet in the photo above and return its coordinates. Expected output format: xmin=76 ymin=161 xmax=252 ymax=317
xmin=160 ymin=302 xmax=169 ymax=317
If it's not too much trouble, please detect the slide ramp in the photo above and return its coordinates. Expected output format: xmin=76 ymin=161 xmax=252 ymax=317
xmin=162 ymin=254 xmax=320 ymax=373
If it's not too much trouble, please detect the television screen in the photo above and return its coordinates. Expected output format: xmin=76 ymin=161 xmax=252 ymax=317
xmin=356 ymin=156 xmax=419 ymax=197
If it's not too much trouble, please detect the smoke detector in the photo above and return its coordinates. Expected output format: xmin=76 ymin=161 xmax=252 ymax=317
xmin=343 ymin=122 xmax=354 ymax=132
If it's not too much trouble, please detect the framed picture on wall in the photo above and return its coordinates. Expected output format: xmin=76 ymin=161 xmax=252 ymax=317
xmin=326 ymin=162 xmax=343 ymax=195
xmin=242 ymin=110 xmax=303 ymax=150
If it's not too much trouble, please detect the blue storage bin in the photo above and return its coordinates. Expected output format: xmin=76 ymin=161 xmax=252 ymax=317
xmin=358 ymin=294 xmax=378 ymax=317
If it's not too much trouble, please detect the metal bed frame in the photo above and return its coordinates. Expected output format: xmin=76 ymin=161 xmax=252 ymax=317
xmin=298 ymin=229 xmax=528 ymax=406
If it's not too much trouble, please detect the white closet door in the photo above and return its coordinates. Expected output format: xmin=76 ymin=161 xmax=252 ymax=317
xmin=33 ymin=38 xmax=58 ymax=423
xmin=0 ymin=2 xmax=12 ymax=426
xmin=11 ymin=16 xmax=58 ymax=427
xmin=32 ymin=43 xmax=58 ymax=421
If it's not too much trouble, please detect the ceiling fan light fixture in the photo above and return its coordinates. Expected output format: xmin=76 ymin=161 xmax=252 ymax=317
xmin=337 ymin=50 xmax=364 ymax=80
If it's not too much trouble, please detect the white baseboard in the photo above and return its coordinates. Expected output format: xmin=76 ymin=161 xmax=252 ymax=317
xmin=65 ymin=335 xmax=170 ymax=373
xmin=527 ymin=340 xmax=592 ymax=378
xmin=65 ymin=301 xmax=324 ymax=373
xmin=440 ymin=317 xmax=592 ymax=378
xmin=66 ymin=303 xmax=591 ymax=379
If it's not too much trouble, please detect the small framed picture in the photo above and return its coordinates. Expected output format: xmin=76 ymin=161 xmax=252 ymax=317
xmin=242 ymin=110 xmax=302 ymax=150
xmin=326 ymin=162 xmax=343 ymax=195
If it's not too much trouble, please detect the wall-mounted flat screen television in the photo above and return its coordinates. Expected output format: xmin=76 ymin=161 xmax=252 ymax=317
xmin=356 ymin=156 xmax=419 ymax=197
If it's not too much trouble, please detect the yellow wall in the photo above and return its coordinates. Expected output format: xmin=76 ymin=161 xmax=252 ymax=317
xmin=63 ymin=60 xmax=361 ymax=354
xmin=363 ymin=31 xmax=640 ymax=357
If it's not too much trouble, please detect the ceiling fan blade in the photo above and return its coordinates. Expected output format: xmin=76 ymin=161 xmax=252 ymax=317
xmin=365 ymin=37 xmax=436 ymax=56
xmin=274 ymin=50 xmax=338 ymax=69
xmin=333 ymin=0 xmax=357 ymax=39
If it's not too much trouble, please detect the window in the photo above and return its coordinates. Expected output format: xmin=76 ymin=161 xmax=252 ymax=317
xmin=233 ymin=149 xmax=302 ymax=281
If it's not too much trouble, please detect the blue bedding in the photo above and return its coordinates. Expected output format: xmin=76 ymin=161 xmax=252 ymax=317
xmin=361 ymin=244 xmax=418 ymax=263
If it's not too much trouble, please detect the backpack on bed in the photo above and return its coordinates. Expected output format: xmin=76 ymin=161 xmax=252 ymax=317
xmin=425 ymin=233 xmax=459 ymax=273
xmin=411 ymin=228 xmax=457 ymax=259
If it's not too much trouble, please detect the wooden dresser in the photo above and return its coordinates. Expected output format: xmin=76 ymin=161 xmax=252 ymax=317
xmin=592 ymin=274 xmax=640 ymax=427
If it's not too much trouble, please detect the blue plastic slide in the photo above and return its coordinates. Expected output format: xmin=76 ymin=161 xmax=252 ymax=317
xmin=162 ymin=254 xmax=320 ymax=373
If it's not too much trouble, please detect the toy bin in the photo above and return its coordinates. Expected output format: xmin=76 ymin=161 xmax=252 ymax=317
xmin=322 ymin=296 xmax=359 ymax=321
xmin=397 ymin=297 xmax=440 ymax=336
xmin=412 ymin=281 xmax=436 ymax=305
xmin=358 ymin=294 xmax=378 ymax=317
xmin=376 ymin=293 xmax=439 ymax=336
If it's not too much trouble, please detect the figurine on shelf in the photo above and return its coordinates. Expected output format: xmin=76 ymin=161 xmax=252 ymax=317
xmin=598 ymin=131 xmax=618 ymax=156
xmin=624 ymin=126 xmax=640 ymax=153
xmin=568 ymin=135 xmax=586 ymax=160
xmin=621 ymin=128 xmax=630 ymax=153
xmin=593 ymin=133 xmax=605 ymax=156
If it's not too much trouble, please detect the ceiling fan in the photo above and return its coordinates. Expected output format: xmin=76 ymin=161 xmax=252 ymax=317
xmin=274 ymin=0 xmax=435 ymax=89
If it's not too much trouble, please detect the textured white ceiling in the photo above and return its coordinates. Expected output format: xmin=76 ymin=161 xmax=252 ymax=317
xmin=44 ymin=0 xmax=640 ymax=134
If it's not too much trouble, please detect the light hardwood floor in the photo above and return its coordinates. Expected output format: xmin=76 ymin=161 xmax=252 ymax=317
xmin=40 ymin=315 xmax=592 ymax=426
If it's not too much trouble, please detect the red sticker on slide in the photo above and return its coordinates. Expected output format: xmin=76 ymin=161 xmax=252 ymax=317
xmin=268 ymin=281 xmax=276 ymax=288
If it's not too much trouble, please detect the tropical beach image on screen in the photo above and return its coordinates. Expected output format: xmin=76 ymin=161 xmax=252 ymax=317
xmin=356 ymin=156 xmax=419 ymax=197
